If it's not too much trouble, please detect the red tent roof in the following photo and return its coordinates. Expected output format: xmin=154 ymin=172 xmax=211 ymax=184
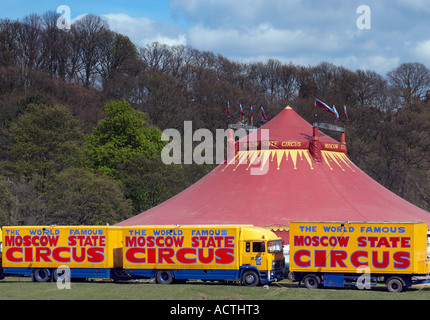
xmin=116 ymin=106 xmax=430 ymax=243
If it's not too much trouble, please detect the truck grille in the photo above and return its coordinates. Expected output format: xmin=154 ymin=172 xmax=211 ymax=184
xmin=272 ymin=259 xmax=285 ymax=270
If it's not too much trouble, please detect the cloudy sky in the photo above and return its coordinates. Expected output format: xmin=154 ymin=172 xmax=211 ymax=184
xmin=1 ymin=0 xmax=430 ymax=75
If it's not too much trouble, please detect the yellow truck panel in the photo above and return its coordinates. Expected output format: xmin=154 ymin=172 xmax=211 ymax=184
xmin=122 ymin=225 xmax=285 ymax=285
xmin=289 ymin=221 xmax=430 ymax=274
xmin=123 ymin=225 xmax=240 ymax=270
xmin=2 ymin=226 xmax=123 ymax=270
xmin=289 ymin=221 xmax=430 ymax=292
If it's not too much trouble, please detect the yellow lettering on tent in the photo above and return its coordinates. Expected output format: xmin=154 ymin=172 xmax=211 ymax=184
xmin=224 ymin=150 xmax=355 ymax=172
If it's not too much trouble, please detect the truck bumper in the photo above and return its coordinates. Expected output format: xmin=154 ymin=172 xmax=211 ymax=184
xmin=260 ymin=269 xmax=284 ymax=284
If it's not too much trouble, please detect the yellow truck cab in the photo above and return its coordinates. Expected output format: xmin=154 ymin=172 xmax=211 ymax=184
xmin=122 ymin=225 xmax=285 ymax=286
xmin=239 ymin=226 xmax=285 ymax=285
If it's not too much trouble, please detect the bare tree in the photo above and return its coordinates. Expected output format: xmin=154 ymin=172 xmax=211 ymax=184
xmin=387 ymin=62 xmax=430 ymax=107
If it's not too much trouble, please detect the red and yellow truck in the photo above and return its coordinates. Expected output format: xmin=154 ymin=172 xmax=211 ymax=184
xmin=1 ymin=226 xmax=123 ymax=281
xmin=0 ymin=225 xmax=285 ymax=286
xmin=288 ymin=221 xmax=430 ymax=292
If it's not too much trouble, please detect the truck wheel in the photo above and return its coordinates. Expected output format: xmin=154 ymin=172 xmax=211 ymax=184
xmin=303 ymin=274 xmax=320 ymax=290
xmin=242 ymin=270 xmax=260 ymax=287
xmin=156 ymin=270 xmax=173 ymax=284
xmin=386 ymin=277 xmax=404 ymax=293
xmin=33 ymin=268 xmax=50 ymax=282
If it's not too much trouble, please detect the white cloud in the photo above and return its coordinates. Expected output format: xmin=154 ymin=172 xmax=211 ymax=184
xmin=69 ymin=1 xmax=430 ymax=74
xmin=187 ymin=22 xmax=351 ymax=60
xmin=102 ymin=13 xmax=186 ymax=47
xmin=413 ymin=39 xmax=430 ymax=64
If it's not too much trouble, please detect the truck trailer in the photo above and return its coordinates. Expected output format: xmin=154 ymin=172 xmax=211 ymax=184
xmin=288 ymin=221 xmax=430 ymax=292
xmin=1 ymin=225 xmax=123 ymax=281
xmin=122 ymin=225 xmax=285 ymax=286
xmin=0 ymin=225 xmax=285 ymax=286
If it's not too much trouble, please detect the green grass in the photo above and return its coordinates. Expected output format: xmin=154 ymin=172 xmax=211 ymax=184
xmin=2 ymin=277 xmax=430 ymax=300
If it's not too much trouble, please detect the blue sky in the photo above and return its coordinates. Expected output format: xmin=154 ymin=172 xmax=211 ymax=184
xmin=1 ymin=0 xmax=430 ymax=75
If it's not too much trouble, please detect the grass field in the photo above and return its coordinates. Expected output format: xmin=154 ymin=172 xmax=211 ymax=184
xmin=2 ymin=277 xmax=430 ymax=300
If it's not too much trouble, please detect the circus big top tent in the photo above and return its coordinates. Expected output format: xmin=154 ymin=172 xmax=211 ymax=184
xmin=116 ymin=106 xmax=430 ymax=243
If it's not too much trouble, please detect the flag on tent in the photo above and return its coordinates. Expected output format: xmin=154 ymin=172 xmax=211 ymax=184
xmin=227 ymin=101 xmax=230 ymax=117
xmin=332 ymin=105 xmax=339 ymax=120
xmin=249 ymin=106 xmax=254 ymax=123
xmin=315 ymin=99 xmax=338 ymax=119
xmin=240 ymin=104 xmax=245 ymax=119
xmin=344 ymin=106 xmax=349 ymax=122
xmin=261 ymin=106 xmax=268 ymax=123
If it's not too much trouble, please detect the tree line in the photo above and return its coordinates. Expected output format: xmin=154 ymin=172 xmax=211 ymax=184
xmin=1 ymin=12 xmax=430 ymax=226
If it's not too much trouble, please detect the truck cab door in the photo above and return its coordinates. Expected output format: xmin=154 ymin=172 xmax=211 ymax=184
xmin=242 ymin=241 xmax=266 ymax=269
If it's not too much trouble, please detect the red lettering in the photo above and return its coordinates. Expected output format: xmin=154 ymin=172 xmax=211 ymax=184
xmin=72 ymin=247 xmax=86 ymax=262
xmin=337 ymin=236 xmax=349 ymax=247
xmin=147 ymin=236 xmax=155 ymax=247
xmin=225 ymin=237 xmax=234 ymax=247
xmin=176 ymin=248 xmax=196 ymax=264
xmin=312 ymin=236 xmax=320 ymax=246
xmin=4 ymin=236 xmax=15 ymax=247
xmin=84 ymin=237 xmax=93 ymax=246
xmin=23 ymin=235 xmax=31 ymax=246
xmin=35 ymin=247 xmax=51 ymax=262
xmin=294 ymin=250 xmax=310 ymax=267
xmin=173 ymin=236 xmax=184 ymax=247
xmin=372 ymin=251 xmax=389 ymax=268
xmin=376 ymin=237 xmax=389 ymax=248
xmin=294 ymin=236 xmax=304 ymax=246
xmin=77 ymin=235 xmax=85 ymax=246
xmin=147 ymin=248 xmax=156 ymax=263
xmin=5 ymin=247 xmax=23 ymax=262
xmin=52 ymin=247 xmax=71 ymax=263
xmin=125 ymin=236 xmax=136 ymax=247
xmin=401 ymin=237 xmax=411 ymax=248
xmin=206 ymin=237 xmax=216 ymax=247
xmin=125 ymin=248 xmax=146 ymax=263
xmin=158 ymin=248 xmax=174 ymax=264
xmin=198 ymin=248 xmax=214 ymax=264
xmin=367 ymin=237 xmax=378 ymax=247
xmin=320 ymin=236 xmax=329 ymax=247
xmin=87 ymin=247 xmax=104 ymax=263
xmin=200 ymin=237 xmax=208 ymax=247
xmin=389 ymin=237 xmax=400 ymax=248
xmin=191 ymin=236 xmax=199 ymax=247
xmin=315 ymin=250 xmax=326 ymax=267
xmin=99 ymin=236 xmax=106 ymax=246
xmin=24 ymin=247 xmax=33 ymax=262
xmin=330 ymin=250 xmax=347 ymax=268
xmin=214 ymin=236 xmax=223 ymax=247
xmin=394 ymin=252 xmax=410 ymax=269
xmin=351 ymin=251 xmax=368 ymax=268
xmin=357 ymin=236 xmax=366 ymax=247
xmin=68 ymin=236 xmax=77 ymax=246
xmin=215 ymin=248 xmax=234 ymax=264
xmin=155 ymin=237 xmax=164 ymax=247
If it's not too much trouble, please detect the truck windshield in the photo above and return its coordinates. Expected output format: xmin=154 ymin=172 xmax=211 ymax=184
xmin=267 ymin=240 xmax=283 ymax=253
